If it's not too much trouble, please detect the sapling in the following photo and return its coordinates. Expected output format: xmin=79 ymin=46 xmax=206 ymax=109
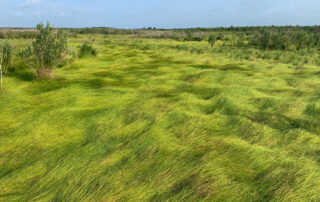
xmin=208 ymin=34 xmax=216 ymax=47
xmin=19 ymin=22 xmax=67 ymax=78
xmin=0 ymin=41 xmax=12 ymax=90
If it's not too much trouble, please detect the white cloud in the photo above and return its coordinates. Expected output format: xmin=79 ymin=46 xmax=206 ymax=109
xmin=20 ymin=0 xmax=44 ymax=8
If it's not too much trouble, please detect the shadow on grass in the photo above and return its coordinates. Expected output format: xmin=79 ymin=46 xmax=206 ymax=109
xmin=200 ymin=96 xmax=240 ymax=115
xmin=25 ymin=77 xmax=69 ymax=94
xmin=179 ymin=84 xmax=222 ymax=100
xmin=246 ymin=111 xmax=320 ymax=134
xmin=8 ymin=68 xmax=35 ymax=82
xmin=25 ymin=74 xmax=143 ymax=95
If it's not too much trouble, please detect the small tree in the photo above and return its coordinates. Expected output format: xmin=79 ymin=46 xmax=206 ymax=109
xmin=19 ymin=22 xmax=67 ymax=78
xmin=0 ymin=41 xmax=12 ymax=90
xmin=185 ymin=31 xmax=193 ymax=41
xmin=208 ymin=34 xmax=216 ymax=47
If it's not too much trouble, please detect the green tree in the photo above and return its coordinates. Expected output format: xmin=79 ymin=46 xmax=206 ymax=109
xmin=185 ymin=31 xmax=193 ymax=41
xmin=0 ymin=41 xmax=12 ymax=90
xmin=19 ymin=22 xmax=67 ymax=78
xmin=208 ymin=34 xmax=216 ymax=47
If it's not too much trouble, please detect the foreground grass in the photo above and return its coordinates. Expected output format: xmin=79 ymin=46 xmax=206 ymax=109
xmin=1 ymin=36 xmax=320 ymax=201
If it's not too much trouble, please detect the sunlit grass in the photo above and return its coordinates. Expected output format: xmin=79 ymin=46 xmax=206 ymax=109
xmin=1 ymin=35 xmax=320 ymax=201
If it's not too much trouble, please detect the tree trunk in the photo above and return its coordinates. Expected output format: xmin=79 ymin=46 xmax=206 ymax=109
xmin=37 ymin=69 xmax=53 ymax=79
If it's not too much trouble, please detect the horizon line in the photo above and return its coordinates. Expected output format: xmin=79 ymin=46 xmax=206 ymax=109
xmin=1 ymin=24 xmax=320 ymax=30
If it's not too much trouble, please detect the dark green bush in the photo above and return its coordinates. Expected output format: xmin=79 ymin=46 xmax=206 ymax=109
xmin=208 ymin=34 xmax=216 ymax=47
xmin=79 ymin=43 xmax=97 ymax=58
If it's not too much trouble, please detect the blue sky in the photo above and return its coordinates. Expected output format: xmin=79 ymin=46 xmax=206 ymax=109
xmin=0 ymin=0 xmax=320 ymax=28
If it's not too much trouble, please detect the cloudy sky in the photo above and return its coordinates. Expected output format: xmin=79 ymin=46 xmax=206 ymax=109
xmin=0 ymin=0 xmax=320 ymax=28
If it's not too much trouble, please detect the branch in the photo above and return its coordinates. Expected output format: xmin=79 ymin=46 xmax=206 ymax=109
xmin=54 ymin=49 xmax=69 ymax=69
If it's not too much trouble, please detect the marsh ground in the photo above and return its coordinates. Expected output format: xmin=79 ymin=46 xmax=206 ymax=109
xmin=1 ymin=35 xmax=320 ymax=201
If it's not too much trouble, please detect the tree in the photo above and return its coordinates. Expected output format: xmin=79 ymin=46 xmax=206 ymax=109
xmin=208 ymin=34 xmax=216 ymax=47
xmin=0 ymin=41 xmax=12 ymax=90
xmin=185 ymin=31 xmax=193 ymax=41
xmin=19 ymin=22 xmax=67 ymax=78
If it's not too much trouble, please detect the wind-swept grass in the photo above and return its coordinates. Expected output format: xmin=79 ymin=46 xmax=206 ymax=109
xmin=1 ymin=35 xmax=320 ymax=201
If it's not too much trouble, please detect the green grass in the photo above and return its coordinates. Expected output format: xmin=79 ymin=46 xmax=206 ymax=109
xmin=1 ymin=35 xmax=320 ymax=201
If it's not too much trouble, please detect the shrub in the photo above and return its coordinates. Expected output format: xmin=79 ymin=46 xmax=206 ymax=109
xmin=184 ymin=31 xmax=193 ymax=41
xmin=0 ymin=41 xmax=13 ymax=89
xmin=79 ymin=43 xmax=97 ymax=58
xmin=208 ymin=34 xmax=216 ymax=47
xmin=19 ymin=22 xmax=67 ymax=78
xmin=0 ymin=32 xmax=5 ymax=39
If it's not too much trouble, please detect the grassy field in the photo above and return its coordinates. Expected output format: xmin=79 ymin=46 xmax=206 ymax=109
xmin=1 ymin=35 xmax=320 ymax=201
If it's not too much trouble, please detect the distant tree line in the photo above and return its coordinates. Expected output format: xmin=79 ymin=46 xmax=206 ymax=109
xmin=0 ymin=29 xmax=38 ymax=39
xmin=2 ymin=25 xmax=320 ymax=50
